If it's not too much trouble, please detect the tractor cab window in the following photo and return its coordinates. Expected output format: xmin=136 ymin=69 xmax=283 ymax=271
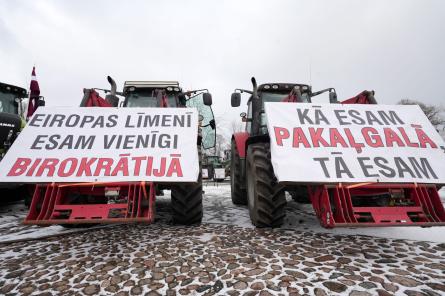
xmin=166 ymin=92 xmax=179 ymax=107
xmin=0 ymin=91 xmax=18 ymax=114
xmin=186 ymin=93 xmax=216 ymax=149
xmin=125 ymin=89 xmax=159 ymax=107
xmin=126 ymin=89 xmax=181 ymax=108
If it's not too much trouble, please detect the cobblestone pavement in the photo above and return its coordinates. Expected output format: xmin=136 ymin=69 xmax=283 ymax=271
xmin=0 ymin=184 xmax=444 ymax=295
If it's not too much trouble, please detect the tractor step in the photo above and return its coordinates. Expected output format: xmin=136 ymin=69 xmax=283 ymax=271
xmin=309 ymin=183 xmax=445 ymax=228
xmin=24 ymin=182 xmax=155 ymax=225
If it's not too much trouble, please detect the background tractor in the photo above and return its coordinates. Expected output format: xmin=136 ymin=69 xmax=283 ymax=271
xmin=230 ymin=77 xmax=445 ymax=228
xmin=25 ymin=77 xmax=215 ymax=226
xmin=0 ymin=82 xmax=44 ymax=204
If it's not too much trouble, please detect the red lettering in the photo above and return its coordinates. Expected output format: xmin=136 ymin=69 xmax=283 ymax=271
xmin=132 ymin=156 xmax=146 ymax=176
xmin=344 ymin=128 xmax=364 ymax=153
xmin=7 ymin=158 xmax=31 ymax=176
xmin=93 ymin=158 xmax=113 ymax=176
xmin=166 ymin=158 xmax=183 ymax=177
xmin=329 ymin=128 xmax=348 ymax=148
xmin=58 ymin=158 xmax=78 ymax=177
xmin=153 ymin=157 xmax=166 ymax=177
xmin=398 ymin=127 xmax=419 ymax=147
xmin=35 ymin=158 xmax=59 ymax=177
xmin=362 ymin=127 xmax=383 ymax=147
xmin=384 ymin=128 xmax=405 ymax=147
xmin=26 ymin=158 xmax=42 ymax=176
xmin=111 ymin=157 xmax=129 ymax=176
xmin=416 ymin=128 xmax=437 ymax=148
xmin=292 ymin=127 xmax=310 ymax=148
xmin=145 ymin=157 xmax=153 ymax=176
xmin=309 ymin=128 xmax=329 ymax=147
xmin=274 ymin=127 xmax=290 ymax=146
xmin=76 ymin=157 xmax=97 ymax=177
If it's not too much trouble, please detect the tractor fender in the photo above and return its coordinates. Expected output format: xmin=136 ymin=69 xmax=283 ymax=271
xmin=232 ymin=132 xmax=249 ymax=158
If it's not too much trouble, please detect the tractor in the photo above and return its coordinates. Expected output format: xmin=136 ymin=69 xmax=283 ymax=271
xmin=0 ymin=82 xmax=43 ymax=204
xmin=230 ymin=77 xmax=445 ymax=228
xmin=25 ymin=77 xmax=215 ymax=226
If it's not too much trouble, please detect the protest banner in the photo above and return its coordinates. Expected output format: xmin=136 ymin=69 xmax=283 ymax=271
xmin=0 ymin=107 xmax=199 ymax=182
xmin=264 ymin=102 xmax=445 ymax=183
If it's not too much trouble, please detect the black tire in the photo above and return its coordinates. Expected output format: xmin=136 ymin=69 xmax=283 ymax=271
xmin=246 ymin=142 xmax=286 ymax=227
xmin=171 ymin=147 xmax=203 ymax=225
xmin=231 ymin=139 xmax=247 ymax=205
xmin=288 ymin=186 xmax=310 ymax=204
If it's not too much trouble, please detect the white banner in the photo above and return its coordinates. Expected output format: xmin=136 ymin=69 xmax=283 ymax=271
xmin=265 ymin=102 xmax=445 ymax=184
xmin=202 ymin=169 xmax=209 ymax=179
xmin=214 ymin=168 xmax=225 ymax=180
xmin=0 ymin=107 xmax=199 ymax=183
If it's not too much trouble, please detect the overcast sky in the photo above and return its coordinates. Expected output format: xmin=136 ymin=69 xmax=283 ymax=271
xmin=1 ymin=0 xmax=444 ymax=136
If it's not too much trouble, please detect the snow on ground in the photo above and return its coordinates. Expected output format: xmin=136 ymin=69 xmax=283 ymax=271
xmin=0 ymin=182 xmax=444 ymax=243
xmin=202 ymin=183 xmax=445 ymax=243
xmin=0 ymin=201 xmax=108 ymax=243
xmin=0 ymin=183 xmax=444 ymax=295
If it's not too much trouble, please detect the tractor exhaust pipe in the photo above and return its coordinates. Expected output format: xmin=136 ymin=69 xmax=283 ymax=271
xmin=251 ymin=77 xmax=262 ymax=136
xmin=107 ymin=76 xmax=117 ymax=96
xmin=105 ymin=76 xmax=119 ymax=107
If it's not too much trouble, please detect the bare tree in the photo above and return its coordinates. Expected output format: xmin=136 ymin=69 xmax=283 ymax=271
xmin=230 ymin=120 xmax=244 ymax=134
xmin=398 ymin=99 xmax=445 ymax=129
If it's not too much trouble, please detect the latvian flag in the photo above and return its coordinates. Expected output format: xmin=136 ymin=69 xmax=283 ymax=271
xmin=27 ymin=66 xmax=41 ymax=120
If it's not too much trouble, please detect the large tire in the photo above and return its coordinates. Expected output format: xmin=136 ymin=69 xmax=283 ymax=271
xmin=246 ymin=142 xmax=286 ymax=227
xmin=171 ymin=148 xmax=203 ymax=225
xmin=231 ymin=139 xmax=247 ymax=205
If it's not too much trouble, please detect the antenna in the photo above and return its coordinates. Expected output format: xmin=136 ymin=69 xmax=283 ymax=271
xmin=309 ymin=58 xmax=312 ymax=87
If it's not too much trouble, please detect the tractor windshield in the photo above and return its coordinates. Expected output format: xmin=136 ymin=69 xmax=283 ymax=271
xmin=0 ymin=91 xmax=17 ymax=114
xmin=125 ymin=89 xmax=179 ymax=107
xmin=186 ymin=93 xmax=216 ymax=149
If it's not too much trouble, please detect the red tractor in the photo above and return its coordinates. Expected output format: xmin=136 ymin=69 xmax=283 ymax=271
xmin=25 ymin=77 xmax=215 ymax=226
xmin=230 ymin=77 xmax=445 ymax=228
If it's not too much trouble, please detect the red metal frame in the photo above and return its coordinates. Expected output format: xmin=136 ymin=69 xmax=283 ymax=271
xmin=25 ymin=182 xmax=156 ymax=225
xmin=233 ymin=132 xmax=249 ymax=158
xmin=308 ymin=183 xmax=445 ymax=228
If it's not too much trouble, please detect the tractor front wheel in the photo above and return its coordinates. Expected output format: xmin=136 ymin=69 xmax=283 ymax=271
xmin=231 ymin=139 xmax=247 ymax=205
xmin=246 ymin=143 xmax=286 ymax=227
xmin=171 ymin=147 xmax=203 ymax=225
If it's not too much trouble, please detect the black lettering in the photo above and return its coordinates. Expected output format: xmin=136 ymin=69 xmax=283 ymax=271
xmin=357 ymin=157 xmax=378 ymax=177
xmin=30 ymin=135 xmax=47 ymax=149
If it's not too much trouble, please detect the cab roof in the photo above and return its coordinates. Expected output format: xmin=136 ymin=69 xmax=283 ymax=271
xmin=0 ymin=82 xmax=27 ymax=96
xmin=123 ymin=81 xmax=181 ymax=92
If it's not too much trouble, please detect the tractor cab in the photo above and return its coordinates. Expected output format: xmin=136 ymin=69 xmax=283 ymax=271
xmin=123 ymin=81 xmax=186 ymax=108
xmin=231 ymin=80 xmax=337 ymax=136
xmin=0 ymin=82 xmax=28 ymax=160
xmin=0 ymin=82 xmax=27 ymax=116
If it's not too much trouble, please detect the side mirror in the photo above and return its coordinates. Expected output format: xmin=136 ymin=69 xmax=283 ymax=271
xmin=231 ymin=92 xmax=241 ymax=107
xmin=329 ymin=91 xmax=338 ymax=104
xmin=203 ymin=93 xmax=212 ymax=106
xmin=240 ymin=112 xmax=247 ymax=122
xmin=38 ymin=97 xmax=45 ymax=107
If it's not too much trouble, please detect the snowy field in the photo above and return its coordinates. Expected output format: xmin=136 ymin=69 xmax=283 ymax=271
xmin=0 ymin=184 xmax=444 ymax=295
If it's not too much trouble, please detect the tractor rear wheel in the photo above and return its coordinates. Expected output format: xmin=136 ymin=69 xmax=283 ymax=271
xmin=171 ymin=147 xmax=203 ymax=225
xmin=231 ymin=139 xmax=247 ymax=205
xmin=246 ymin=142 xmax=286 ymax=227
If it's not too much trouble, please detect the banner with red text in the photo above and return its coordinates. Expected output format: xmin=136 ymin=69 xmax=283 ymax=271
xmin=264 ymin=102 xmax=445 ymax=183
xmin=0 ymin=107 xmax=199 ymax=182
